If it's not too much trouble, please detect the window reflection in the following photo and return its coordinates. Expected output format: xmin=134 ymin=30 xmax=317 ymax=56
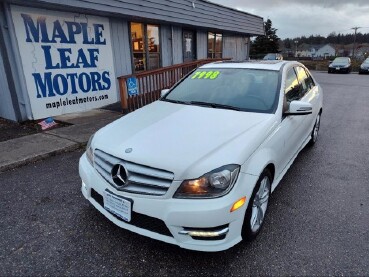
xmin=147 ymin=25 xmax=160 ymax=70
xmin=131 ymin=23 xmax=146 ymax=72
xmin=208 ymin=32 xmax=223 ymax=59
xmin=131 ymin=23 xmax=161 ymax=72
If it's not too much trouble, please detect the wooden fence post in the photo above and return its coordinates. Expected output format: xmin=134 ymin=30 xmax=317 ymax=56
xmin=119 ymin=77 xmax=129 ymax=114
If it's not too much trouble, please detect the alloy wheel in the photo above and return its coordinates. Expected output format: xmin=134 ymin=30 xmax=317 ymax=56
xmin=313 ymin=114 xmax=321 ymax=143
xmin=250 ymin=176 xmax=271 ymax=233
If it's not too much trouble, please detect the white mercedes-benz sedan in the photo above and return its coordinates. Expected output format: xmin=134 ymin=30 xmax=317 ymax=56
xmin=79 ymin=61 xmax=323 ymax=252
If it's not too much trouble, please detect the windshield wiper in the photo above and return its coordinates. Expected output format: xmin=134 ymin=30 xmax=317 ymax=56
xmin=189 ymin=101 xmax=242 ymax=111
xmin=161 ymin=98 xmax=190 ymax=105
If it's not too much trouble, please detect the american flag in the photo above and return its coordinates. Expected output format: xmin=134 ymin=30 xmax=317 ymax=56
xmin=38 ymin=117 xmax=57 ymax=130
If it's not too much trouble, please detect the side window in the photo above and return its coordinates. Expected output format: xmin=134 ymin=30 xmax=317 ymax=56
xmin=295 ymin=66 xmax=309 ymax=97
xmin=304 ymin=68 xmax=315 ymax=90
xmin=285 ymin=68 xmax=301 ymax=102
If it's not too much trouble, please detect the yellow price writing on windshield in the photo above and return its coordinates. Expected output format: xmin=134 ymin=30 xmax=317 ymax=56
xmin=191 ymin=71 xmax=220 ymax=80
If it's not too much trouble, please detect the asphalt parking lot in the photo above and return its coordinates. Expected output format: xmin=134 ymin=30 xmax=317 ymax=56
xmin=1 ymin=71 xmax=368 ymax=276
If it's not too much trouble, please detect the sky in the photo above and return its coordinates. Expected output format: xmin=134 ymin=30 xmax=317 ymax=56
xmin=208 ymin=0 xmax=369 ymax=39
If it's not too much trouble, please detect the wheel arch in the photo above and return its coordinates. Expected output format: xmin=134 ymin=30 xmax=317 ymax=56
xmin=265 ymin=163 xmax=275 ymax=183
xmin=241 ymin=148 xmax=278 ymax=181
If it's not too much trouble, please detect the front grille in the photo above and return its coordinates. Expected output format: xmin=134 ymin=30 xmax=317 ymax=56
xmin=90 ymin=189 xmax=173 ymax=237
xmin=94 ymin=149 xmax=174 ymax=196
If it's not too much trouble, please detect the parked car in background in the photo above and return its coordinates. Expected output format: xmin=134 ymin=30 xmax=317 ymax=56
xmin=359 ymin=58 xmax=369 ymax=74
xmin=263 ymin=53 xmax=283 ymax=60
xmin=328 ymin=57 xmax=351 ymax=73
xmin=79 ymin=61 xmax=323 ymax=252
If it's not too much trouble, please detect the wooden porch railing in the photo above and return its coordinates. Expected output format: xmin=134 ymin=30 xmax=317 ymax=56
xmin=118 ymin=58 xmax=230 ymax=113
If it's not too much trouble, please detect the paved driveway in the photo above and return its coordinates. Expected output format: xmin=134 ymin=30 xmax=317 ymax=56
xmin=0 ymin=72 xmax=368 ymax=276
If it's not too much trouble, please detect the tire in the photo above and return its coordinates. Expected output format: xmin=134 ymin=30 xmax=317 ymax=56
xmin=241 ymin=168 xmax=272 ymax=241
xmin=308 ymin=112 xmax=321 ymax=147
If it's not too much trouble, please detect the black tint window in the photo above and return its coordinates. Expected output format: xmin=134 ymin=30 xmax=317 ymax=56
xmin=285 ymin=68 xmax=301 ymax=102
xmin=304 ymin=68 xmax=315 ymax=90
xmin=295 ymin=66 xmax=309 ymax=97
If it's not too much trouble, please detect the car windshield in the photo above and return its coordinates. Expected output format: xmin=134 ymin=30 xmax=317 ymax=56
xmin=332 ymin=57 xmax=349 ymax=65
xmin=363 ymin=58 xmax=369 ymax=64
xmin=162 ymin=68 xmax=280 ymax=114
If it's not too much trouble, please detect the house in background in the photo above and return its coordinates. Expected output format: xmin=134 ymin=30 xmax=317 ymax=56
xmin=315 ymin=44 xmax=336 ymax=58
xmin=295 ymin=44 xmax=335 ymax=58
xmin=295 ymin=43 xmax=314 ymax=57
xmin=352 ymin=44 xmax=369 ymax=59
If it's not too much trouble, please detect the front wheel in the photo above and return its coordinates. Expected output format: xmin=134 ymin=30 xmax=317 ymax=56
xmin=241 ymin=168 xmax=272 ymax=241
xmin=308 ymin=113 xmax=321 ymax=146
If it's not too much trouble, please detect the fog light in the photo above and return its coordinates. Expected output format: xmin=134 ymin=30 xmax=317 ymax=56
xmin=230 ymin=196 xmax=246 ymax=212
xmin=179 ymin=227 xmax=229 ymax=238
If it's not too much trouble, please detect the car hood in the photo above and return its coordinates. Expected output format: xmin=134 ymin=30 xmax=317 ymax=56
xmin=93 ymin=101 xmax=277 ymax=180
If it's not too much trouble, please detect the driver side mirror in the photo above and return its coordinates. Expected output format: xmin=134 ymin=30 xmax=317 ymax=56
xmin=161 ymin=89 xmax=170 ymax=97
xmin=284 ymin=100 xmax=313 ymax=116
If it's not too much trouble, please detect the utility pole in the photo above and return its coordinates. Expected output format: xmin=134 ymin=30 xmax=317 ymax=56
xmin=352 ymin=27 xmax=361 ymax=59
xmin=294 ymin=40 xmax=298 ymax=57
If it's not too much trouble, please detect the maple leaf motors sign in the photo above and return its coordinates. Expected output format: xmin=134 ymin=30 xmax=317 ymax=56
xmin=11 ymin=5 xmax=118 ymax=119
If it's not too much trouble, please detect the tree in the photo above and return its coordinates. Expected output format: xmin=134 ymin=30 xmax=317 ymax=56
xmin=250 ymin=19 xmax=280 ymax=56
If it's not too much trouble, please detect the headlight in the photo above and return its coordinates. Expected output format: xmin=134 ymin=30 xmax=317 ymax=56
xmin=361 ymin=65 xmax=365 ymax=69
xmin=174 ymin=164 xmax=240 ymax=199
xmin=86 ymin=134 xmax=95 ymax=165
xmin=343 ymin=64 xmax=350 ymax=68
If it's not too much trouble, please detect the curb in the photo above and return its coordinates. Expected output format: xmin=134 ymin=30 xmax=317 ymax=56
xmin=0 ymin=142 xmax=84 ymax=173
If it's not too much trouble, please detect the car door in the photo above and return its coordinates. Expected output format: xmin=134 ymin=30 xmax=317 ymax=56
xmin=269 ymin=67 xmax=306 ymax=177
xmin=295 ymin=66 xmax=320 ymax=145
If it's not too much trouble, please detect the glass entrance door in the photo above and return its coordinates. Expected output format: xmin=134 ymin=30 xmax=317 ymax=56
xmin=183 ymin=30 xmax=196 ymax=62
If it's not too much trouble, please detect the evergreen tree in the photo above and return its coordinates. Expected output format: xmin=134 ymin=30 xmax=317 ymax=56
xmin=250 ymin=19 xmax=280 ymax=56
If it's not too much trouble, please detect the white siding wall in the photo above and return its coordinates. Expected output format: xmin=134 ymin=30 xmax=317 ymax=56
xmin=110 ymin=18 xmax=132 ymax=77
xmin=110 ymin=18 xmax=132 ymax=101
xmin=0 ymin=44 xmax=16 ymax=120
xmin=316 ymin=45 xmax=335 ymax=57
xmin=223 ymin=36 xmax=248 ymax=61
xmin=161 ymin=25 xmax=173 ymax=67
xmin=196 ymin=31 xmax=207 ymax=59
xmin=172 ymin=26 xmax=183 ymax=64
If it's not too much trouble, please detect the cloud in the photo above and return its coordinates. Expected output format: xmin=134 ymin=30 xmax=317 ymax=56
xmin=208 ymin=0 xmax=369 ymax=38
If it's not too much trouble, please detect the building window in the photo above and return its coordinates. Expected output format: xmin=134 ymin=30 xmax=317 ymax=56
xmin=208 ymin=32 xmax=223 ymax=59
xmin=130 ymin=23 xmax=160 ymax=72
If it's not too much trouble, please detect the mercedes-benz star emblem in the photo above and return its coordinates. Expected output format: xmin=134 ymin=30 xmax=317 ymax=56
xmin=111 ymin=164 xmax=128 ymax=187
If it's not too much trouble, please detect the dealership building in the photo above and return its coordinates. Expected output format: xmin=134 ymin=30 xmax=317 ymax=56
xmin=0 ymin=0 xmax=264 ymax=121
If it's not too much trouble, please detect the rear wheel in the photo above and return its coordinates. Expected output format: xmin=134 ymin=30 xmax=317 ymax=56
xmin=241 ymin=168 xmax=272 ymax=241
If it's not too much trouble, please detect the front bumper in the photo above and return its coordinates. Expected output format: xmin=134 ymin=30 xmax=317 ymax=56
xmin=328 ymin=66 xmax=350 ymax=73
xmin=79 ymin=153 xmax=257 ymax=252
xmin=359 ymin=67 xmax=369 ymax=74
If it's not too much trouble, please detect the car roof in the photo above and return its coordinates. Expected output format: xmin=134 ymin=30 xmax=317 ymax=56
xmin=200 ymin=60 xmax=291 ymax=71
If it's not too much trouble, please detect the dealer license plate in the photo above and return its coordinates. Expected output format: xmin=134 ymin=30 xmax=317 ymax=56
xmin=103 ymin=190 xmax=132 ymax=222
